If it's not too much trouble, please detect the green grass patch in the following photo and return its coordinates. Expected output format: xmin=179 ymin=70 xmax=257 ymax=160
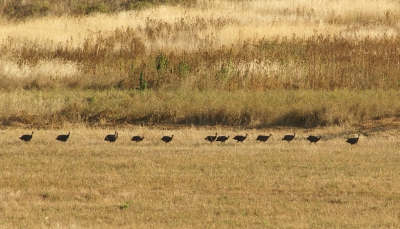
xmin=0 ymin=89 xmax=398 ymax=128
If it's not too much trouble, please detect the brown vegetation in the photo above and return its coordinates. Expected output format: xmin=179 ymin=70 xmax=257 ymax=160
xmin=1 ymin=0 xmax=400 ymax=92
xmin=4 ymin=32 xmax=400 ymax=91
xmin=0 ymin=1 xmax=399 ymax=127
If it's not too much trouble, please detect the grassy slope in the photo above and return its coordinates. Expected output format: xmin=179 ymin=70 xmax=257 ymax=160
xmin=1 ymin=127 xmax=399 ymax=228
xmin=0 ymin=89 xmax=399 ymax=128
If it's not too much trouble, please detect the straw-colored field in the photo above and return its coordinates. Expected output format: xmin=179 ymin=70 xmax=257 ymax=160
xmin=1 ymin=0 xmax=400 ymax=90
xmin=1 ymin=125 xmax=400 ymax=228
xmin=1 ymin=0 xmax=400 ymax=227
xmin=1 ymin=0 xmax=398 ymax=48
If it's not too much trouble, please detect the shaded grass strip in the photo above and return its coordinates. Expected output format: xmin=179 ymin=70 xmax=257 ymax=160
xmin=0 ymin=89 xmax=398 ymax=128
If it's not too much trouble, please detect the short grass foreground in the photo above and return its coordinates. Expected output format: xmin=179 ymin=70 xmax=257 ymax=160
xmin=1 ymin=127 xmax=400 ymax=228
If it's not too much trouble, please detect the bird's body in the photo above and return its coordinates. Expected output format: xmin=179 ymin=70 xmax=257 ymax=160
xmin=233 ymin=134 xmax=248 ymax=142
xmin=56 ymin=132 xmax=70 ymax=142
xmin=131 ymin=136 xmax=144 ymax=142
xmin=307 ymin=135 xmax=321 ymax=143
xmin=105 ymin=132 xmax=118 ymax=142
xmin=205 ymin=133 xmax=218 ymax=143
xmin=161 ymin=135 xmax=174 ymax=143
xmin=216 ymin=135 xmax=229 ymax=143
xmin=282 ymin=133 xmax=295 ymax=142
xmin=20 ymin=132 xmax=34 ymax=142
xmin=256 ymin=134 xmax=272 ymax=142
xmin=346 ymin=134 xmax=360 ymax=145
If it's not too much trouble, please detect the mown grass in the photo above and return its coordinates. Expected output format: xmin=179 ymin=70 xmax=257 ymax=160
xmin=0 ymin=89 xmax=399 ymax=128
xmin=0 ymin=127 xmax=400 ymax=228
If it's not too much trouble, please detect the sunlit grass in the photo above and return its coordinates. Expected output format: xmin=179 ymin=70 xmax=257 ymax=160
xmin=1 ymin=126 xmax=399 ymax=228
xmin=1 ymin=1 xmax=399 ymax=227
xmin=0 ymin=0 xmax=400 ymax=91
xmin=1 ymin=0 xmax=398 ymax=47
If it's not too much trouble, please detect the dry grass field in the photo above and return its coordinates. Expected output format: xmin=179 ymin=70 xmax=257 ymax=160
xmin=1 ymin=125 xmax=400 ymax=228
xmin=1 ymin=0 xmax=400 ymax=90
xmin=1 ymin=0 xmax=400 ymax=227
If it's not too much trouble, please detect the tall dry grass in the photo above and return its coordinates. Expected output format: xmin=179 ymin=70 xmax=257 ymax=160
xmin=0 ymin=1 xmax=400 ymax=127
xmin=2 ymin=28 xmax=400 ymax=91
xmin=1 ymin=0 xmax=398 ymax=46
xmin=0 ymin=0 xmax=400 ymax=91
xmin=0 ymin=127 xmax=400 ymax=228
xmin=0 ymin=0 xmax=185 ymax=20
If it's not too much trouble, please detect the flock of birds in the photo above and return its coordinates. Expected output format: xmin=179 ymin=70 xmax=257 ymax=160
xmin=18 ymin=131 xmax=361 ymax=145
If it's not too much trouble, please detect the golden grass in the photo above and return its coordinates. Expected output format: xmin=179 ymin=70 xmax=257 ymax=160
xmin=1 ymin=0 xmax=400 ymax=90
xmin=1 ymin=2 xmax=400 ymax=227
xmin=1 ymin=0 xmax=399 ymax=49
xmin=1 ymin=126 xmax=400 ymax=228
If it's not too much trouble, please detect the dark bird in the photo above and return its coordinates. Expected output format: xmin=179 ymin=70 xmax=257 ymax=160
xmin=131 ymin=135 xmax=144 ymax=142
xmin=56 ymin=132 xmax=70 ymax=142
xmin=20 ymin=132 xmax=34 ymax=142
xmin=233 ymin=133 xmax=248 ymax=142
xmin=161 ymin=135 xmax=174 ymax=143
xmin=282 ymin=133 xmax=295 ymax=142
xmin=105 ymin=131 xmax=118 ymax=142
xmin=205 ymin=133 xmax=218 ymax=143
xmin=307 ymin=135 xmax=321 ymax=143
xmin=216 ymin=135 xmax=229 ymax=143
xmin=346 ymin=134 xmax=360 ymax=145
xmin=256 ymin=134 xmax=272 ymax=142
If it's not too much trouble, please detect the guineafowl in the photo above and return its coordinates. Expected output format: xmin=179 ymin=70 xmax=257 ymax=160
xmin=216 ymin=135 xmax=229 ymax=143
xmin=56 ymin=132 xmax=70 ymax=142
xmin=282 ymin=133 xmax=295 ymax=142
xmin=20 ymin=132 xmax=34 ymax=142
xmin=256 ymin=134 xmax=272 ymax=142
xmin=307 ymin=135 xmax=321 ymax=143
xmin=131 ymin=135 xmax=144 ymax=142
xmin=105 ymin=131 xmax=118 ymax=142
xmin=161 ymin=135 xmax=174 ymax=143
xmin=346 ymin=134 xmax=360 ymax=145
xmin=233 ymin=134 xmax=248 ymax=142
xmin=205 ymin=133 xmax=218 ymax=143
